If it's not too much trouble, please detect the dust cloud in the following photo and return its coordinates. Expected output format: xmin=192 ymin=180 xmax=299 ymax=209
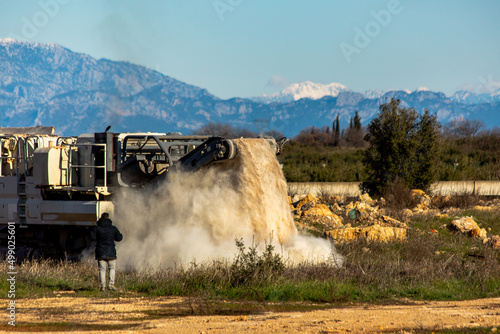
xmin=115 ymin=138 xmax=342 ymax=271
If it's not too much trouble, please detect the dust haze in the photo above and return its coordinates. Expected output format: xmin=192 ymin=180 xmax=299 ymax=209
xmin=115 ymin=138 xmax=342 ymax=270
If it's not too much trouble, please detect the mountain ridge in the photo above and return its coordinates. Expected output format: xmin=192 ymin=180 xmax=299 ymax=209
xmin=0 ymin=39 xmax=498 ymax=137
xmin=254 ymin=80 xmax=500 ymax=105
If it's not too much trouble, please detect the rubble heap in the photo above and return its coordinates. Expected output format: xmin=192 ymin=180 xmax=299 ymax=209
xmin=449 ymin=216 xmax=487 ymax=240
xmin=290 ymin=190 xmax=500 ymax=247
xmin=290 ymin=192 xmax=408 ymax=243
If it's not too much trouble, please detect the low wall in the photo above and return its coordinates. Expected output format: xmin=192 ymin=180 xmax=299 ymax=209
xmin=288 ymin=182 xmax=362 ymax=197
xmin=287 ymin=181 xmax=500 ymax=196
xmin=429 ymin=181 xmax=500 ymax=196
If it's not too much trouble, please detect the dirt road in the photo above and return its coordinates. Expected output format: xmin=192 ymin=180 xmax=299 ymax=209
xmin=2 ymin=295 xmax=500 ymax=333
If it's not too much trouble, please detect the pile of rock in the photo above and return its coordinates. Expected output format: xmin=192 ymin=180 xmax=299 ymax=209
xmin=411 ymin=189 xmax=432 ymax=213
xmin=448 ymin=216 xmax=500 ymax=249
xmin=489 ymin=235 xmax=500 ymax=249
xmin=290 ymin=193 xmax=343 ymax=233
xmin=326 ymin=224 xmax=407 ymax=243
xmin=290 ymin=193 xmax=408 ymax=243
xmin=449 ymin=216 xmax=487 ymax=240
xmin=290 ymin=190 xmax=500 ymax=247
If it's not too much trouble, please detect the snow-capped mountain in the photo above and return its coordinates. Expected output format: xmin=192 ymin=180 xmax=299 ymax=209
xmin=450 ymin=90 xmax=500 ymax=105
xmin=255 ymin=84 xmax=436 ymax=103
xmin=254 ymin=81 xmax=349 ymax=103
xmin=361 ymin=90 xmax=385 ymax=99
xmin=0 ymin=39 xmax=499 ymax=137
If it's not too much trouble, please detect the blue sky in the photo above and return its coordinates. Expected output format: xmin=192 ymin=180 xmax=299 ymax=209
xmin=1 ymin=0 xmax=499 ymax=99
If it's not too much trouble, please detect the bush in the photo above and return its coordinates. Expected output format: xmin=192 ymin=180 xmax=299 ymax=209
xmin=382 ymin=178 xmax=420 ymax=211
xmin=230 ymin=238 xmax=285 ymax=286
xmin=362 ymin=98 xmax=441 ymax=196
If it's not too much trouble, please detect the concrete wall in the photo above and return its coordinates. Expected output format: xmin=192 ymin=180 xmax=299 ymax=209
xmin=288 ymin=182 xmax=362 ymax=197
xmin=288 ymin=181 xmax=500 ymax=196
xmin=429 ymin=181 xmax=500 ymax=196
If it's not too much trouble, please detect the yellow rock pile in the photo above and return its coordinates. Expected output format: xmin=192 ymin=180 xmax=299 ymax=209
xmin=295 ymin=193 xmax=317 ymax=211
xmin=411 ymin=189 xmax=432 ymax=213
xmin=291 ymin=194 xmax=343 ymax=230
xmin=291 ymin=192 xmax=407 ymax=243
xmin=303 ymin=204 xmax=342 ymax=226
xmin=326 ymin=224 xmax=407 ymax=243
xmin=449 ymin=216 xmax=487 ymax=240
xmin=290 ymin=190 xmax=499 ymax=246
xmin=488 ymin=235 xmax=500 ymax=249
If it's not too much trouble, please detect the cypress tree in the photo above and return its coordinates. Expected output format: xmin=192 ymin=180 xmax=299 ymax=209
xmin=354 ymin=111 xmax=361 ymax=130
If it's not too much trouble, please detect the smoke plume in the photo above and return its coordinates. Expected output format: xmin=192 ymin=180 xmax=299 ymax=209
xmin=115 ymin=138 xmax=342 ymax=270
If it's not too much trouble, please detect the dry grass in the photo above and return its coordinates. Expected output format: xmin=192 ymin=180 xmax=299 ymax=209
xmin=2 ymin=192 xmax=500 ymax=303
xmin=382 ymin=179 xmax=420 ymax=211
xmin=3 ymin=217 xmax=500 ymax=303
xmin=433 ymin=191 xmax=481 ymax=209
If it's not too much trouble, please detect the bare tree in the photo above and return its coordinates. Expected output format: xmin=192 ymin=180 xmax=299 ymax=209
xmin=443 ymin=119 xmax=484 ymax=138
xmin=193 ymin=122 xmax=236 ymax=137
xmin=341 ymin=127 xmax=367 ymax=148
xmin=192 ymin=122 xmax=257 ymax=138
xmin=264 ymin=129 xmax=285 ymax=140
xmin=294 ymin=126 xmax=334 ymax=147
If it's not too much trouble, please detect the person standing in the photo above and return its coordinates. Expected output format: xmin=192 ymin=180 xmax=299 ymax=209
xmin=90 ymin=213 xmax=123 ymax=291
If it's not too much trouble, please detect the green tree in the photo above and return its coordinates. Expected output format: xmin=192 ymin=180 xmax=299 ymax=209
xmin=332 ymin=114 xmax=340 ymax=146
xmin=361 ymin=99 xmax=441 ymax=196
xmin=335 ymin=114 xmax=340 ymax=136
xmin=353 ymin=111 xmax=361 ymax=130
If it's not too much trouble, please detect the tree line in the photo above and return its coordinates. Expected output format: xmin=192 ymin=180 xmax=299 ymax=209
xmin=294 ymin=111 xmax=366 ymax=148
xmin=192 ymin=122 xmax=284 ymax=140
xmin=193 ymin=98 xmax=500 ymax=196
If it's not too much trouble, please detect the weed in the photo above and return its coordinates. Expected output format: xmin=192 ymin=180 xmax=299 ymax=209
xmin=382 ymin=178 xmax=420 ymax=211
xmin=230 ymin=238 xmax=285 ymax=287
xmin=440 ymin=191 xmax=481 ymax=209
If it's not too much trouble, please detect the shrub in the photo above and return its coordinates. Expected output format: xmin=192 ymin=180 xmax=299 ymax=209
xmin=230 ymin=238 xmax=285 ymax=286
xmin=382 ymin=178 xmax=420 ymax=211
xmin=362 ymin=98 xmax=441 ymax=196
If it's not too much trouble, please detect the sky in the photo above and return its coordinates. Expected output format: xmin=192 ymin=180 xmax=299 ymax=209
xmin=1 ymin=0 xmax=499 ymax=99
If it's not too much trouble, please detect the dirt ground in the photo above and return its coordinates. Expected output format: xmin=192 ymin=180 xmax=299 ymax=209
xmin=2 ymin=295 xmax=499 ymax=333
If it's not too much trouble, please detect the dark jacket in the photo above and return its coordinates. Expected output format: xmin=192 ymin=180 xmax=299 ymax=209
xmin=90 ymin=217 xmax=123 ymax=260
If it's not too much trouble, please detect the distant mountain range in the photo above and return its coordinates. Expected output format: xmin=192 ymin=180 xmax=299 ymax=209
xmin=252 ymin=81 xmax=351 ymax=103
xmin=1 ymin=39 xmax=499 ymax=137
xmin=253 ymin=81 xmax=500 ymax=106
